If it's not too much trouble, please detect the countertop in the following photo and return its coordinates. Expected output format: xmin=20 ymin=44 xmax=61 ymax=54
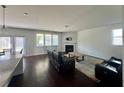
xmin=0 ymin=54 xmax=23 ymax=87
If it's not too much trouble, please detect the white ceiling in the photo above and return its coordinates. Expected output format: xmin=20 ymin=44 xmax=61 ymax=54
xmin=0 ymin=5 xmax=122 ymax=32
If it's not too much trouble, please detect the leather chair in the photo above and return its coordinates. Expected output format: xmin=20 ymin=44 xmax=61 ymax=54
xmin=95 ymin=57 xmax=122 ymax=85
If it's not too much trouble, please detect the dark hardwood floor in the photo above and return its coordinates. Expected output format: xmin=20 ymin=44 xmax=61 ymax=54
xmin=9 ymin=55 xmax=98 ymax=87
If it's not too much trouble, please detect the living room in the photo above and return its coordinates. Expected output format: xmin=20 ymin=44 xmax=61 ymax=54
xmin=0 ymin=4 xmax=123 ymax=88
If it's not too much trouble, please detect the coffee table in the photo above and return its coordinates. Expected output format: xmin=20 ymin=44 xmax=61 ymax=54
xmin=64 ymin=52 xmax=84 ymax=62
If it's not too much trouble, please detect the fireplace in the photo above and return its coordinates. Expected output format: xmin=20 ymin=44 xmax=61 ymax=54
xmin=65 ymin=45 xmax=74 ymax=53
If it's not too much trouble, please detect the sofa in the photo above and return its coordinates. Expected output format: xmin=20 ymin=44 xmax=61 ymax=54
xmin=95 ymin=57 xmax=122 ymax=86
xmin=47 ymin=50 xmax=75 ymax=73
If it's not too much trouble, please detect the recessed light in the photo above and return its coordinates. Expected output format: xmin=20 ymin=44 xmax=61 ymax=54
xmin=24 ymin=13 xmax=29 ymax=16
xmin=65 ymin=25 xmax=69 ymax=28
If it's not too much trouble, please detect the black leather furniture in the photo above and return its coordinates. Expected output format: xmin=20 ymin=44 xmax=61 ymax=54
xmin=95 ymin=57 xmax=122 ymax=86
xmin=47 ymin=50 xmax=75 ymax=73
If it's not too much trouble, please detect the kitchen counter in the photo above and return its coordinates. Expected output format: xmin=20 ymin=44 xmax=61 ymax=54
xmin=0 ymin=54 xmax=23 ymax=87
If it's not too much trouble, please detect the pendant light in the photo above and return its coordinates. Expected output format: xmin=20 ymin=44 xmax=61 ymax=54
xmin=0 ymin=5 xmax=7 ymax=32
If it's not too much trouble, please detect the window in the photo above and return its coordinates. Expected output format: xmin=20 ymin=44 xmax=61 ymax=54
xmin=52 ymin=35 xmax=58 ymax=46
xmin=36 ymin=34 xmax=44 ymax=46
xmin=0 ymin=37 xmax=11 ymax=49
xmin=45 ymin=34 xmax=52 ymax=46
xmin=36 ymin=34 xmax=59 ymax=46
xmin=112 ymin=29 xmax=123 ymax=46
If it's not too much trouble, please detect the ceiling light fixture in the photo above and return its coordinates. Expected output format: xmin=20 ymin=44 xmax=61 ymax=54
xmin=65 ymin=25 xmax=69 ymax=28
xmin=24 ymin=12 xmax=29 ymax=16
xmin=1 ymin=5 xmax=6 ymax=30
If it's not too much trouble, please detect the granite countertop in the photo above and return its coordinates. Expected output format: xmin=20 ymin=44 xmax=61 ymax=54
xmin=0 ymin=54 xmax=23 ymax=87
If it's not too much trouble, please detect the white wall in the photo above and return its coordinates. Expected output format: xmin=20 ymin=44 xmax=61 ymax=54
xmin=0 ymin=28 xmax=62 ymax=56
xmin=77 ymin=24 xmax=123 ymax=60
xmin=61 ymin=32 xmax=77 ymax=52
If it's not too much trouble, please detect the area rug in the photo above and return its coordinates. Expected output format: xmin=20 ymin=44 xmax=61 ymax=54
xmin=75 ymin=55 xmax=104 ymax=81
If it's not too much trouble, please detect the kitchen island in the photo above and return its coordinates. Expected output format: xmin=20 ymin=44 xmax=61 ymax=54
xmin=0 ymin=54 xmax=23 ymax=87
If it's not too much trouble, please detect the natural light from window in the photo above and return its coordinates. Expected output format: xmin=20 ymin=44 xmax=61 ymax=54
xmin=52 ymin=35 xmax=58 ymax=46
xmin=36 ymin=34 xmax=44 ymax=46
xmin=36 ymin=34 xmax=59 ymax=46
xmin=0 ymin=37 xmax=11 ymax=49
xmin=45 ymin=34 xmax=52 ymax=46
xmin=112 ymin=28 xmax=123 ymax=46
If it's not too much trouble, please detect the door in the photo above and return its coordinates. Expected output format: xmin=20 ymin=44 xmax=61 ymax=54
xmin=14 ymin=37 xmax=24 ymax=54
xmin=0 ymin=37 xmax=11 ymax=55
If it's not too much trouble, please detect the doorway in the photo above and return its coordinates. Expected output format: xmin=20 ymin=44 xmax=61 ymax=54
xmin=0 ymin=36 xmax=25 ymax=56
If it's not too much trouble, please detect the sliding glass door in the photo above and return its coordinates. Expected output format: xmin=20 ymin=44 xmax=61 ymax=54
xmin=14 ymin=37 xmax=24 ymax=54
xmin=0 ymin=36 xmax=25 ymax=56
xmin=0 ymin=37 xmax=11 ymax=55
